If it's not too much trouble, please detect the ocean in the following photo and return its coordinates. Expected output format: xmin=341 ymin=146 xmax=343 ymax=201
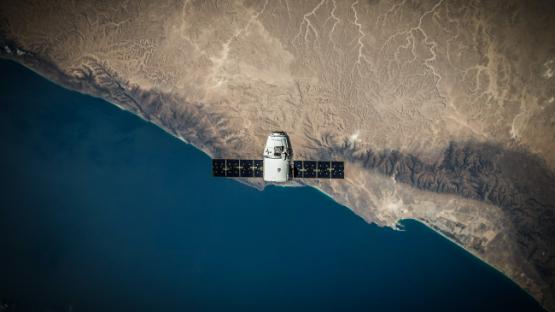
xmin=0 ymin=59 xmax=544 ymax=311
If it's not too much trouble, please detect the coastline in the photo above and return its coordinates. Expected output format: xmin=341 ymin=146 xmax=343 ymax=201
xmin=310 ymin=183 xmax=540 ymax=307
xmin=0 ymin=52 xmax=547 ymax=311
xmin=408 ymin=218 xmax=541 ymax=306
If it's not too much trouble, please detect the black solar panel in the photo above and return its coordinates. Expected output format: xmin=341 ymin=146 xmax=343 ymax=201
xmin=317 ymin=161 xmax=331 ymax=178
xmin=293 ymin=161 xmax=303 ymax=178
xmin=226 ymin=159 xmax=240 ymax=177
xmin=331 ymin=161 xmax=344 ymax=179
xmin=303 ymin=161 xmax=316 ymax=178
xmin=253 ymin=160 xmax=264 ymax=177
xmin=212 ymin=159 xmax=264 ymax=178
xmin=212 ymin=159 xmax=226 ymax=177
xmin=240 ymin=159 xmax=254 ymax=177
xmin=289 ymin=160 xmax=344 ymax=179
xmin=213 ymin=158 xmax=342 ymax=180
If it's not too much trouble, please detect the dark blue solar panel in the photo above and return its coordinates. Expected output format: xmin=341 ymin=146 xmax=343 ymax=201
xmin=331 ymin=161 xmax=344 ymax=179
xmin=253 ymin=160 xmax=264 ymax=177
xmin=317 ymin=161 xmax=331 ymax=178
xmin=212 ymin=159 xmax=226 ymax=177
xmin=293 ymin=161 xmax=303 ymax=178
xmin=226 ymin=159 xmax=240 ymax=177
xmin=303 ymin=161 xmax=316 ymax=178
xmin=240 ymin=159 xmax=254 ymax=177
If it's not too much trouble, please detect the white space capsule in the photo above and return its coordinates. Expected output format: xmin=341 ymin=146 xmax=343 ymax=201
xmin=263 ymin=132 xmax=291 ymax=182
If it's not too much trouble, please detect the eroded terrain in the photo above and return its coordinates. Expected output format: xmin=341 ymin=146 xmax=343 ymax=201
xmin=1 ymin=0 xmax=554 ymax=310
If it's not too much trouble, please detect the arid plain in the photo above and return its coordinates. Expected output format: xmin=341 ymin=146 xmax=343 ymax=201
xmin=1 ymin=0 xmax=554 ymax=310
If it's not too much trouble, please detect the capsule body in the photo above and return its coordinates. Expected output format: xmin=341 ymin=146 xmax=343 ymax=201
xmin=263 ymin=132 xmax=290 ymax=182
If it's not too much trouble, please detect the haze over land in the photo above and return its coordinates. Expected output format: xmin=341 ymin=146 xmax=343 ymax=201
xmin=1 ymin=0 xmax=554 ymax=310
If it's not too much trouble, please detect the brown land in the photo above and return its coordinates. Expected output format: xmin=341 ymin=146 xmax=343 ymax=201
xmin=1 ymin=0 xmax=554 ymax=310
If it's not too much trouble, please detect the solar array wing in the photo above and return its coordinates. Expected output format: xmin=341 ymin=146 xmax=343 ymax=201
xmin=212 ymin=159 xmax=263 ymax=178
xmin=291 ymin=160 xmax=344 ymax=179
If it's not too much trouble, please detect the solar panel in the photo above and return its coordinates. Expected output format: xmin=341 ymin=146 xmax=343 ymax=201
xmin=212 ymin=159 xmax=226 ymax=177
xmin=317 ymin=161 xmax=331 ymax=178
xmin=303 ymin=161 xmax=317 ymax=178
xmin=240 ymin=159 xmax=254 ymax=177
xmin=213 ymin=158 xmax=343 ymax=180
xmin=331 ymin=161 xmax=344 ymax=179
xmin=226 ymin=159 xmax=240 ymax=177
xmin=253 ymin=160 xmax=264 ymax=177
xmin=293 ymin=161 xmax=303 ymax=178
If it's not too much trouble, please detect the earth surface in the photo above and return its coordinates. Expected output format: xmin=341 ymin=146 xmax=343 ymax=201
xmin=1 ymin=0 xmax=554 ymax=310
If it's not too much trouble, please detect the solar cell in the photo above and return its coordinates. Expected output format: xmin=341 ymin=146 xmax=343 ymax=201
xmin=303 ymin=161 xmax=317 ymax=178
xmin=317 ymin=161 xmax=331 ymax=178
xmin=240 ymin=159 xmax=254 ymax=177
xmin=331 ymin=161 xmax=344 ymax=179
xmin=293 ymin=161 xmax=303 ymax=178
xmin=212 ymin=159 xmax=226 ymax=177
xmin=253 ymin=160 xmax=264 ymax=177
xmin=226 ymin=159 xmax=240 ymax=177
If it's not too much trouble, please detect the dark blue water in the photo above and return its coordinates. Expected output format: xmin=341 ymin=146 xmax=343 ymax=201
xmin=0 ymin=60 xmax=544 ymax=311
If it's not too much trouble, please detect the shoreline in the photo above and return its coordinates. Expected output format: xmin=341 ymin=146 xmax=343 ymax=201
xmin=407 ymin=218 xmax=541 ymax=305
xmin=0 ymin=53 xmax=546 ymax=311
xmin=309 ymin=183 xmax=540 ymax=305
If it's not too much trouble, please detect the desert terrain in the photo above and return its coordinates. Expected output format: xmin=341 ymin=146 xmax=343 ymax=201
xmin=1 ymin=0 xmax=554 ymax=310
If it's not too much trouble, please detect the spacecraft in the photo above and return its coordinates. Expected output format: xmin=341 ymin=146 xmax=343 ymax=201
xmin=212 ymin=132 xmax=344 ymax=182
